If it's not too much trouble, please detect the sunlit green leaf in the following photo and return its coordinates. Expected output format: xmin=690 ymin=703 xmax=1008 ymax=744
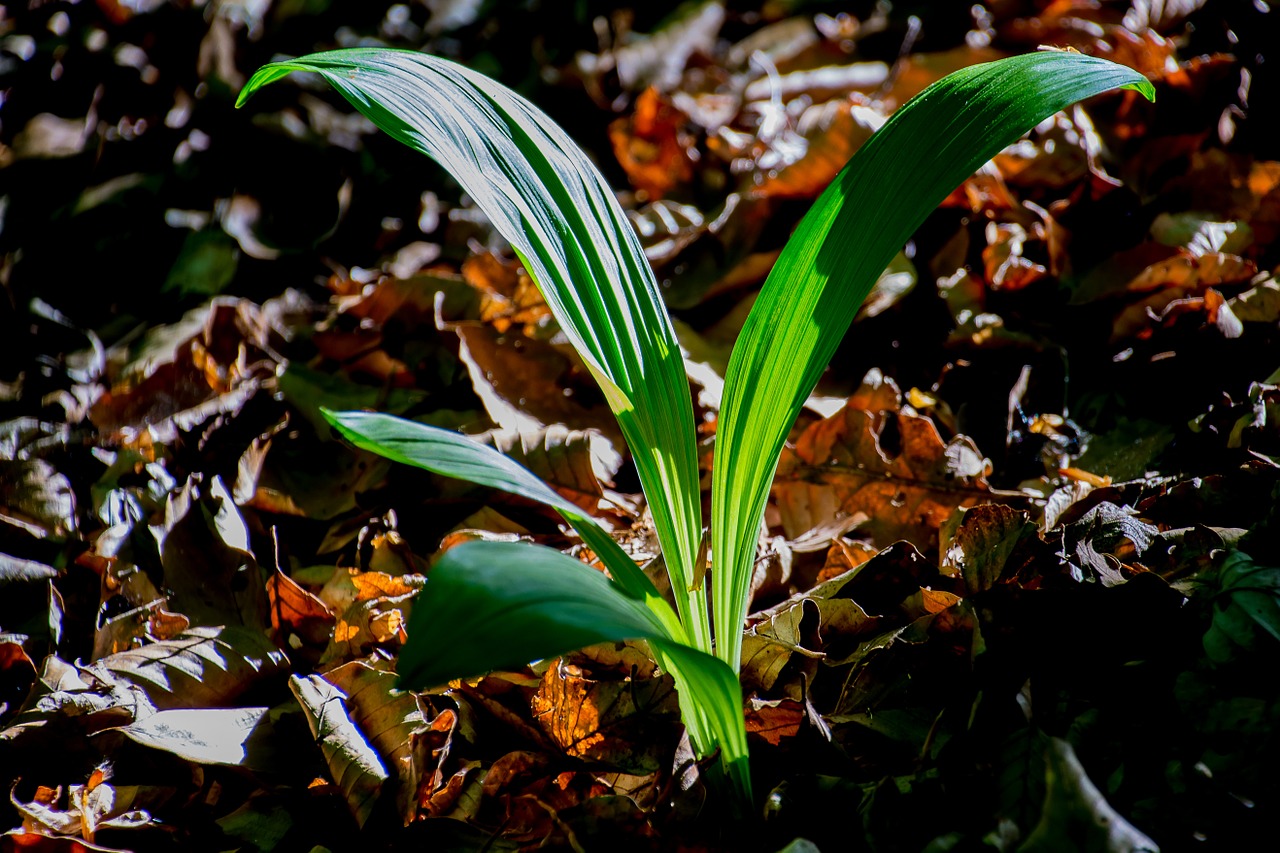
xmin=323 ymin=409 xmax=746 ymax=796
xmin=400 ymin=539 xmax=749 ymax=800
xmin=322 ymin=408 xmax=679 ymax=638
xmin=712 ymin=52 xmax=1155 ymax=670
xmin=239 ymin=49 xmax=708 ymax=649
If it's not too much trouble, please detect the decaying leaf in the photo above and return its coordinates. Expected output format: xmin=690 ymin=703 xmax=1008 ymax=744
xmin=112 ymin=706 xmax=285 ymax=771
xmin=323 ymin=660 xmax=433 ymax=824
xmin=88 ymin=625 xmax=288 ymax=710
xmin=530 ymin=652 xmax=680 ymax=774
xmin=773 ymin=370 xmax=998 ymax=552
xmin=1019 ymin=738 xmax=1159 ymax=852
xmin=289 ymin=673 xmax=389 ymax=828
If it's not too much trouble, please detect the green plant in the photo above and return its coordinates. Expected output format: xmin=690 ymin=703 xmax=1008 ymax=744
xmin=238 ymin=47 xmax=1152 ymax=808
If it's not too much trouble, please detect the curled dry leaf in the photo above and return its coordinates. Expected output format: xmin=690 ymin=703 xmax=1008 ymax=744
xmin=9 ymin=769 xmax=158 ymax=848
xmin=609 ymin=87 xmax=696 ymax=199
xmin=462 ymin=252 xmax=551 ymax=333
xmin=289 ymin=673 xmax=388 ymax=828
xmin=89 ymin=298 xmax=279 ymax=449
xmin=939 ymin=504 xmax=1042 ymax=595
xmin=742 ymin=541 xmax=953 ymax=693
xmin=155 ymin=475 xmax=269 ymax=632
xmin=530 ymin=655 xmax=680 ymax=774
xmin=773 ymin=370 xmax=998 ymax=553
xmin=0 ymin=461 xmax=77 ymax=541
xmin=266 ymin=569 xmax=335 ymax=647
xmin=323 ymin=660 xmax=434 ymax=824
xmin=753 ymin=98 xmax=884 ymax=200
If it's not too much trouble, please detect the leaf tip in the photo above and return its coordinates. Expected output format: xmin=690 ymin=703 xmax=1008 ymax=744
xmin=1125 ymin=78 xmax=1158 ymax=103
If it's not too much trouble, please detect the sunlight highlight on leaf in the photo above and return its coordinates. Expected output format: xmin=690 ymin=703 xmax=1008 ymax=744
xmin=712 ymin=52 xmax=1155 ymax=670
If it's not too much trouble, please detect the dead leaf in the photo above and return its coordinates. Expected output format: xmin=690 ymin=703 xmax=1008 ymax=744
xmin=609 ymin=87 xmax=696 ymax=199
xmin=474 ymin=426 xmax=621 ymax=516
xmin=940 ymin=505 xmax=1042 ymax=595
xmin=743 ymin=697 xmax=805 ymax=746
xmin=462 ymin=252 xmax=551 ymax=333
xmin=1019 ymin=738 xmax=1160 ymax=852
xmin=324 ymin=660 xmax=432 ymax=824
xmin=158 ymin=476 xmax=268 ymax=631
xmin=773 ymin=370 xmax=997 ymax=552
xmin=289 ymin=673 xmax=389 ymax=828
xmin=112 ymin=706 xmax=285 ymax=771
xmin=530 ymin=655 xmax=680 ymax=774
xmin=753 ymin=98 xmax=884 ymax=199
xmin=89 ymin=625 xmax=288 ymax=710
xmin=266 ymin=569 xmax=335 ymax=647
xmin=0 ymin=462 xmax=77 ymax=541
xmin=453 ymin=322 xmax=623 ymax=449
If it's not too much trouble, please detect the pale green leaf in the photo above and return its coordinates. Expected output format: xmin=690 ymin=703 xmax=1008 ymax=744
xmin=712 ymin=52 xmax=1155 ymax=669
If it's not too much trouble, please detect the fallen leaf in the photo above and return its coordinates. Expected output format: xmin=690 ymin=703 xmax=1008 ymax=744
xmin=773 ymin=370 xmax=997 ymax=552
xmin=530 ymin=655 xmax=680 ymax=774
xmin=88 ymin=625 xmax=288 ymax=710
xmin=1019 ymin=738 xmax=1159 ymax=852
xmin=112 ymin=706 xmax=285 ymax=770
xmin=289 ymin=673 xmax=389 ymax=828
xmin=939 ymin=505 xmax=1041 ymax=595
xmin=609 ymin=87 xmax=696 ymax=199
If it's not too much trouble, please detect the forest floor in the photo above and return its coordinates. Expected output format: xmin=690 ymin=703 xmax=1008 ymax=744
xmin=2 ymin=1 xmax=1280 ymax=850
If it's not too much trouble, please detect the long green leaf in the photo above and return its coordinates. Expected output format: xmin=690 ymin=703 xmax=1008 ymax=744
xmin=400 ymin=539 xmax=750 ymax=801
xmin=239 ymin=50 xmax=709 ymax=650
xmin=324 ymin=409 xmax=738 ymax=788
xmin=322 ymin=408 xmax=683 ymax=641
xmin=712 ymin=52 xmax=1155 ymax=670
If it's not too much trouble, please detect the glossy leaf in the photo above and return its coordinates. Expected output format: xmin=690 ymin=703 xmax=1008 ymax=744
xmin=324 ymin=409 xmax=740 ymax=790
xmin=239 ymin=50 xmax=708 ymax=649
xmin=399 ymin=540 xmax=750 ymax=800
xmin=712 ymin=52 xmax=1155 ymax=670
xmin=322 ymin=408 xmax=682 ymax=641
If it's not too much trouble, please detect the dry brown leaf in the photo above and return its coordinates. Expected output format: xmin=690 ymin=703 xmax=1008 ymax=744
xmin=754 ymin=98 xmax=883 ymax=199
xmin=324 ymin=661 xmax=432 ymax=824
xmin=530 ymin=658 xmax=679 ymax=774
xmin=773 ymin=370 xmax=995 ymax=552
xmin=609 ymin=87 xmax=696 ymax=199
xmin=453 ymin=323 xmax=623 ymax=450
xmin=89 ymin=625 xmax=288 ymax=711
xmin=289 ymin=674 xmax=390 ymax=828
xmin=266 ymin=569 xmax=335 ymax=647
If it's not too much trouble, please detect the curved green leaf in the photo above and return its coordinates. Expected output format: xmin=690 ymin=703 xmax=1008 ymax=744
xmin=240 ymin=50 xmax=708 ymax=649
xmin=322 ymin=408 xmax=683 ymax=642
xmin=400 ymin=539 xmax=750 ymax=800
xmin=712 ymin=52 xmax=1155 ymax=670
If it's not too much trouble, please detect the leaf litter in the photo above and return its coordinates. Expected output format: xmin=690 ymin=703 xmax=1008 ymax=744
xmin=2 ymin=0 xmax=1280 ymax=849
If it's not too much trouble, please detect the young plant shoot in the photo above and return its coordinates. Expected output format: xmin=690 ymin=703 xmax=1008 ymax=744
xmin=238 ymin=47 xmax=1153 ymax=807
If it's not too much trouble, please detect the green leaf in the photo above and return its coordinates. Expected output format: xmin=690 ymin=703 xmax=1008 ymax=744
xmin=239 ymin=49 xmax=709 ymax=650
xmin=400 ymin=539 xmax=749 ymax=800
xmin=1204 ymin=550 xmax=1280 ymax=664
xmin=322 ymin=409 xmax=682 ymax=640
xmin=325 ymin=408 xmax=747 ymax=798
xmin=712 ymin=51 xmax=1155 ymax=670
